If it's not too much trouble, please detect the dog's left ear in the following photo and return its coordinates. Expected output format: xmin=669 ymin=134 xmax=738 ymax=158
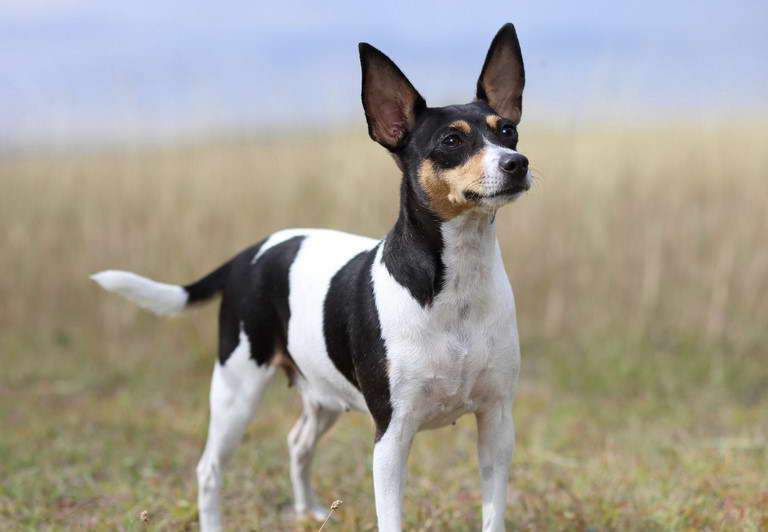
xmin=359 ymin=43 xmax=426 ymax=151
xmin=476 ymin=23 xmax=525 ymax=124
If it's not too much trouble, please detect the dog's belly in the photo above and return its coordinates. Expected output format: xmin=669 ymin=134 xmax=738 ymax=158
xmin=417 ymin=372 xmax=480 ymax=430
xmin=283 ymin=229 xmax=377 ymax=413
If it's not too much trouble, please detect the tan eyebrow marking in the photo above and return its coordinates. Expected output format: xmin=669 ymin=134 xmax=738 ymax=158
xmin=485 ymin=115 xmax=501 ymax=129
xmin=448 ymin=120 xmax=471 ymax=134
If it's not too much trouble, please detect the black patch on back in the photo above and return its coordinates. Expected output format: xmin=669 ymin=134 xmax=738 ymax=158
xmin=323 ymin=245 xmax=392 ymax=439
xmin=218 ymin=236 xmax=306 ymax=366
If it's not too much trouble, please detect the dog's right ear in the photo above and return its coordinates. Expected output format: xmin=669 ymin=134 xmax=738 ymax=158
xmin=359 ymin=43 xmax=426 ymax=151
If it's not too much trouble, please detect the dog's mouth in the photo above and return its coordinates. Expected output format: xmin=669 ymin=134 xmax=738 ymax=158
xmin=465 ymin=183 xmax=530 ymax=201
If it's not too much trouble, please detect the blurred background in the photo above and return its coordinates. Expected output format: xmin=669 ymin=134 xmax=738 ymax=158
xmin=2 ymin=1 xmax=767 ymax=530
xmin=3 ymin=0 xmax=767 ymax=144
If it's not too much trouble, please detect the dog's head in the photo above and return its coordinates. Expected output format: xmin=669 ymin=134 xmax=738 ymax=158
xmin=360 ymin=23 xmax=530 ymax=220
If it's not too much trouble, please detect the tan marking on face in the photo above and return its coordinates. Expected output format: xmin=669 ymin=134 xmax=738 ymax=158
xmin=448 ymin=120 xmax=471 ymax=134
xmin=418 ymin=149 xmax=487 ymax=220
xmin=486 ymin=115 xmax=501 ymax=129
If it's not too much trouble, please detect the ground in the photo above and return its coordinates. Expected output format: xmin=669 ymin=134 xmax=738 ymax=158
xmin=1 ymin=121 xmax=766 ymax=530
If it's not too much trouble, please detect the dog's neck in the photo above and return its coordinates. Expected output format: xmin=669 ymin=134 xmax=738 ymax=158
xmin=382 ymin=175 xmax=500 ymax=308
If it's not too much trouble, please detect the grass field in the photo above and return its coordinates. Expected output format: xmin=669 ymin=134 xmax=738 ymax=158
xmin=2 ymin=119 xmax=767 ymax=530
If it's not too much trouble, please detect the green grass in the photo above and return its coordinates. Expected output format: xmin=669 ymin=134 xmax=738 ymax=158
xmin=1 ymin=121 xmax=767 ymax=530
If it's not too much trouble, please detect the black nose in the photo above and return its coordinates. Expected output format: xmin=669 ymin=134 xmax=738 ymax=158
xmin=499 ymin=153 xmax=529 ymax=176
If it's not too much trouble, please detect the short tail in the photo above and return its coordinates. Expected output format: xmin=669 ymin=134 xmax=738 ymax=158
xmin=91 ymin=260 xmax=232 ymax=317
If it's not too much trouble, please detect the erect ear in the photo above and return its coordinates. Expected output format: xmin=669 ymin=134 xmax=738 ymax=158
xmin=476 ymin=23 xmax=525 ymax=124
xmin=359 ymin=42 xmax=426 ymax=151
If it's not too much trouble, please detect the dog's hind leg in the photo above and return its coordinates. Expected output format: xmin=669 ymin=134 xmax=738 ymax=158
xmin=287 ymin=396 xmax=339 ymax=521
xmin=196 ymin=328 xmax=276 ymax=532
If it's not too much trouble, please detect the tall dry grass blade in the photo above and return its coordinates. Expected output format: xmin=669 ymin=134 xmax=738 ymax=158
xmin=318 ymin=499 xmax=343 ymax=531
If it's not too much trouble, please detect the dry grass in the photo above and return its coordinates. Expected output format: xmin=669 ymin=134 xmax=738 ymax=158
xmin=1 ymin=119 xmax=767 ymax=530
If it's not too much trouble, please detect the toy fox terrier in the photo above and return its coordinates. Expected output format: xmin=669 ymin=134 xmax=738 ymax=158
xmin=93 ymin=23 xmax=531 ymax=532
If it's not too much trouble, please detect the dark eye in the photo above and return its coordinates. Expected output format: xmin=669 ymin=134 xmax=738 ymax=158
xmin=500 ymin=124 xmax=515 ymax=136
xmin=442 ymin=134 xmax=463 ymax=147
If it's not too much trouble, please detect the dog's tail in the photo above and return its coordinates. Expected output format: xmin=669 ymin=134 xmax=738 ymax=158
xmin=90 ymin=260 xmax=232 ymax=317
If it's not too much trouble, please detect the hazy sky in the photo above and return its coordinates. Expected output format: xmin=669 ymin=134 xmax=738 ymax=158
xmin=2 ymin=0 xmax=766 ymax=143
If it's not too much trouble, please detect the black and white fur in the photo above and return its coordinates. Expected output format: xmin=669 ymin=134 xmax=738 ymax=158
xmin=93 ymin=23 xmax=531 ymax=532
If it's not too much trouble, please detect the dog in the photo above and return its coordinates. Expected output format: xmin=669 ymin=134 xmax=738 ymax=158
xmin=92 ymin=23 xmax=530 ymax=532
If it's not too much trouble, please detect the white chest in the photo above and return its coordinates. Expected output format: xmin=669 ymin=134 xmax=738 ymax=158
xmin=373 ymin=213 xmax=521 ymax=430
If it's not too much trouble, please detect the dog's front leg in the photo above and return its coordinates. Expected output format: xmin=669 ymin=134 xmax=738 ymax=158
xmin=372 ymin=418 xmax=415 ymax=532
xmin=476 ymin=403 xmax=515 ymax=532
